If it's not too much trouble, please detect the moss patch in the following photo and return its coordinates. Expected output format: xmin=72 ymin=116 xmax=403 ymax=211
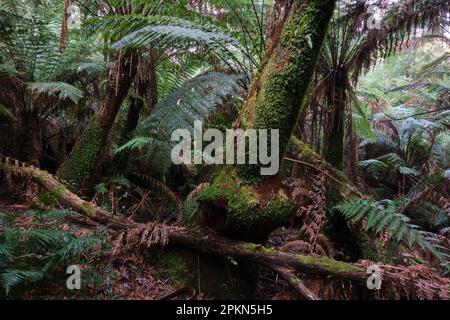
xmin=38 ymin=188 xmax=64 ymax=207
xmin=197 ymin=167 xmax=293 ymax=227
xmin=150 ymin=251 xmax=192 ymax=286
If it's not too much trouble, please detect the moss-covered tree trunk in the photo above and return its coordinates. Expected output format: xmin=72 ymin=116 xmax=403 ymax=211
xmin=57 ymin=52 xmax=137 ymax=187
xmin=239 ymin=0 xmax=335 ymax=173
xmin=197 ymin=0 xmax=336 ymax=239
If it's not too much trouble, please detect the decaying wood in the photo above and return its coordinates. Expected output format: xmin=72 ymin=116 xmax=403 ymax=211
xmin=272 ymin=266 xmax=320 ymax=300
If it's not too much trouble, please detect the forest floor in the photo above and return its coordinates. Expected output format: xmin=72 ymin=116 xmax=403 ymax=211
xmin=0 ymin=196 xmax=301 ymax=300
xmin=0 ymin=199 xmax=192 ymax=300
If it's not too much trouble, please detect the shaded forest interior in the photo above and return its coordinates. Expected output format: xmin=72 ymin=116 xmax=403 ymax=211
xmin=0 ymin=0 xmax=449 ymax=300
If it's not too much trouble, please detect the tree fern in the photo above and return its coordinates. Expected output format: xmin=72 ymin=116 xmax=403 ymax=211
xmin=0 ymin=209 xmax=105 ymax=296
xmin=116 ymin=72 xmax=243 ymax=175
xmin=1 ymin=269 xmax=43 ymax=296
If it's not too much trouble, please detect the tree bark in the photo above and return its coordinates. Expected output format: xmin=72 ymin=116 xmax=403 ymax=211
xmin=195 ymin=0 xmax=336 ymax=240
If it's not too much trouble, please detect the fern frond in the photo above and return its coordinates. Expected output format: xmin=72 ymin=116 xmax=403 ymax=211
xmin=112 ymin=22 xmax=236 ymax=51
xmin=118 ymin=72 xmax=242 ymax=175
xmin=334 ymin=198 xmax=447 ymax=264
xmin=55 ymin=236 xmax=101 ymax=261
xmin=28 ymin=82 xmax=83 ymax=103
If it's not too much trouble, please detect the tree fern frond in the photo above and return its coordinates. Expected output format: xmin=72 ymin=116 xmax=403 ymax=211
xmin=114 ymin=136 xmax=150 ymax=153
xmin=334 ymin=198 xmax=447 ymax=264
xmin=406 ymin=169 xmax=448 ymax=200
xmin=118 ymin=72 xmax=243 ymax=176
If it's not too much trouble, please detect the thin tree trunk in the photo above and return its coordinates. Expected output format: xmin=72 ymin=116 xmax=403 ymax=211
xmin=324 ymin=69 xmax=346 ymax=170
xmin=60 ymin=0 xmax=70 ymax=52
xmin=198 ymin=0 xmax=336 ymax=237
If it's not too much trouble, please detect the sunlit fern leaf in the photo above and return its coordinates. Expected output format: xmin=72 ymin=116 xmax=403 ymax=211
xmin=398 ymin=166 xmax=420 ymax=176
xmin=352 ymin=112 xmax=375 ymax=140
xmin=114 ymin=136 xmax=150 ymax=153
xmin=28 ymin=82 xmax=83 ymax=104
xmin=112 ymin=20 xmax=237 ymax=51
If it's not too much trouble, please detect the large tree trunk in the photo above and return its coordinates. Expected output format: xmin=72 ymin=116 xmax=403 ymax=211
xmin=238 ymin=0 xmax=335 ymax=179
xmin=57 ymin=52 xmax=137 ymax=187
xmin=197 ymin=0 xmax=336 ymax=238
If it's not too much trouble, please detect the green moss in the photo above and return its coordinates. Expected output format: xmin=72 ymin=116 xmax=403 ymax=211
xmin=198 ymin=168 xmax=293 ymax=227
xmin=57 ymin=120 xmax=104 ymax=187
xmin=38 ymin=188 xmax=64 ymax=206
xmin=236 ymin=0 xmax=335 ymax=182
xmin=239 ymin=242 xmax=363 ymax=274
xmin=197 ymin=167 xmax=260 ymax=218
xmin=296 ymin=254 xmax=364 ymax=274
xmin=81 ymin=202 xmax=96 ymax=216
xmin=262 ymin=197 xmax=293 ymax=221
xmin=289 ymin=137 xmax=315 ymax=161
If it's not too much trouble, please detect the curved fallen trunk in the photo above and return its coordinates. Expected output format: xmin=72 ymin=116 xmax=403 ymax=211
xmin=0 ymin=154 xmax=365 ymax=281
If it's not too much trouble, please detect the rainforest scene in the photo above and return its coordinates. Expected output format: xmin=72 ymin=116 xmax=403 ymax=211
xmin=0 ymin=0 xmax=449 ymax=301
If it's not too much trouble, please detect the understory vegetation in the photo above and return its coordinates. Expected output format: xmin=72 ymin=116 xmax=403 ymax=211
xmin=0 ymin=0 xmax=449 ymax=300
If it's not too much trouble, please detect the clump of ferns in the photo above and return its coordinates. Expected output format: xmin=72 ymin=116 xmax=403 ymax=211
xmin=334 ymin=198 xmax=450 ymax=274
xmin=0 ymin=210 xmax=105 ymax=296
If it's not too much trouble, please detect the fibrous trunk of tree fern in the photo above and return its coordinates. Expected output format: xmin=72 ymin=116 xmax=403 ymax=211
xmin=57 ymin=52 xmax=137 ymax=187
xmin=324 ymin=69 xmax=346 ymax=171
xmin=195 ymin=0 xmax=336 ymax=242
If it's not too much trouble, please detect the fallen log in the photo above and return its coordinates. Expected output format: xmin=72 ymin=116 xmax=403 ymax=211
xmin=0 ymin=155 xmax=367 ymax=289
xmin=6 ymin=154 xmax=449 ymax=300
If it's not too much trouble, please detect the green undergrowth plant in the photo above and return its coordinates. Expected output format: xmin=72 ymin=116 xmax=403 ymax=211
xmin=0 ymin=209 xmax=108 ymax=297
xmin=334 ymin=198 xmax=450 ymax=273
